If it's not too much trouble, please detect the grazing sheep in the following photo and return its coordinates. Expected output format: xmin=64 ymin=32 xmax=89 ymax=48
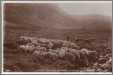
xmin=48 ymin=49 xmax=59 ymax=54
xmin=32 ymin=50 xmax=44 ymax=63
xmin=47 ymin=51 xmax=58 ymax=61
xmin=17 ymin=36 xmax=99 ymax=68
xmin=19 ymin=43 xmax=35 ymax=54
xmin=65 ymin=51 xmax=75 ymax=62
xmin=62 ymin=41 xmax=80 ymax=49
xmin=69 ymin=42 xmax=80 ymax=49
xmin=31 ymin=40 xmax=38 ymax=46
xmin=68 ymin=48 xmax=81 ymax=59
xmin=38 ymin=38 xmax=49 ymax=44
xmin=47 ymin=42 xmax=54 ymax=49
xmin=61 ymin=47 xmax=69 ymax=51
xmin=58 ymin=48 xmax=67 ymax=58
xmin=62 ymin=41 xmax=69 ymax=47
xmin=47 ymin=51 xmax=57 ymax=56
xmin=32 ymin=50 xmax=41 ymax=56
xmin=51 ymin=40 xmax=63 ymax=49
xmin=35 ymin=46 xmax=47 ymax=52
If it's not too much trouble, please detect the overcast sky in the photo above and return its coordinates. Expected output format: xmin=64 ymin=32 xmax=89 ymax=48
xmin=57 ymin=3 xmax=112 ymax=16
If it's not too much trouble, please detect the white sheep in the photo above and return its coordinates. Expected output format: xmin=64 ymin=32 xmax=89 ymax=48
xmin=44 ymin=51 xmax=58 ymax=61
xmin=47 ymin=42 xmax=53 ymax=49
xmin=48 ymin=49 xmax=59 ymax=55
xmin=32 ymin=50 xmax=41 ymax=56
xmin=58 ymin=48 xmax=67 ymax=58
xmin=69 ymin=42 xmax=80 ymax=49
xmin=35 ymin=46 xmax=47 ymax=52
xmin=32 ymin=50 xmax=43 ymax=62
xmin=68 ymin=48 xmax=81 ymax=59
xmin=47 ymin=51 xmax=57 ymax=57
xmin=19 ymin=43 xmax=35 ymax=54
xmin=32 ymin=50 xmax=48 ymax=58
xmin=51 ymin=40 xmax=63 ymax=49
xmin=62 ymin=41 xmax=69 ymax=47
xmin=31 ymin=39 xmax=38 ymax=45
xmin=65 ymin=51 xmax=75 ymax=61
xmin=38 ymin=38 xmax=49 ymax=44
xmin=61 ymin=47 xmax=69 ymax=51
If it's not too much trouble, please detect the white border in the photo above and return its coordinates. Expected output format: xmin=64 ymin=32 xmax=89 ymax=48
xmin=1 ymin=1 xmax=112 ymax=74
xmin=2 ymin=1 xmax=112 ymax=3
xmin=1 ymin=0 xmax=4 ymax=74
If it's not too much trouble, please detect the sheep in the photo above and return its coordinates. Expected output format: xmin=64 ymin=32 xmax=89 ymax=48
xmin=64 ymin=51 xmax=76 ymax=62
xmin=47 ymin=51 xmax=58 ymax=61
xmin=35 ymin=46 xmax=47 ymax=52
xmin=32 ymin=50 xmax=41 ymax=56
xmin=32 ymin=50 xmax=58 ymax=63
xmin=32 ymin=50 xmax=48 ymax=57
xmin=69 ymin=42 xmax=80 ymax=49
xmin=62 ymin=41 xmax=69 ymax=47
xmin=47 ymin=51 xmax=57 ymax=56
xmin=17 ymin=36 xmax=99 ymax=68
xmin=58 ymin=47 xmax=68 ymax=58
xmin=48 ymin=49 xmax=59 ymax=55
xmin=32 ymin=50 xmax=45 ymax=63
xmin=51 ymin=40 xmax=63 ymax=49
xmin=37 ymin=38 xmax=50 ymax=44
xmin=31 ymin=39 xmax=39 ymax=46
xmin=68 ymin=48 xmax=81 ymax=59
xmin=47 ymin=42 xmax=54 ymax=49
xmin=62 ymin=41 xmax=80 ymax=49
xmin=19 ymin=43 xmax=35 ymax=54
xmin=60 ymin=47 xmax=69 ymax=51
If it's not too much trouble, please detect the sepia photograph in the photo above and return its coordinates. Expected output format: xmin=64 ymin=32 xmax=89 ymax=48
xmin=2 ymin=1 xmax=112 ymax=74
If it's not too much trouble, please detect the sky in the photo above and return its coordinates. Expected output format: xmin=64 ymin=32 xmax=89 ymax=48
xmin=57 ymin=3 xmax=112 ymax=17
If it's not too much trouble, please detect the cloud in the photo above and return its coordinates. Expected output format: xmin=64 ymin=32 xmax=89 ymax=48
xmin=58 ymin=3 xmax=112 ymax=16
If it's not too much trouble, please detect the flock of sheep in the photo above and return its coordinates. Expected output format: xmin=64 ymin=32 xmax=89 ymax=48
xmin=17 ymin=36 xmax=97 ymax=67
